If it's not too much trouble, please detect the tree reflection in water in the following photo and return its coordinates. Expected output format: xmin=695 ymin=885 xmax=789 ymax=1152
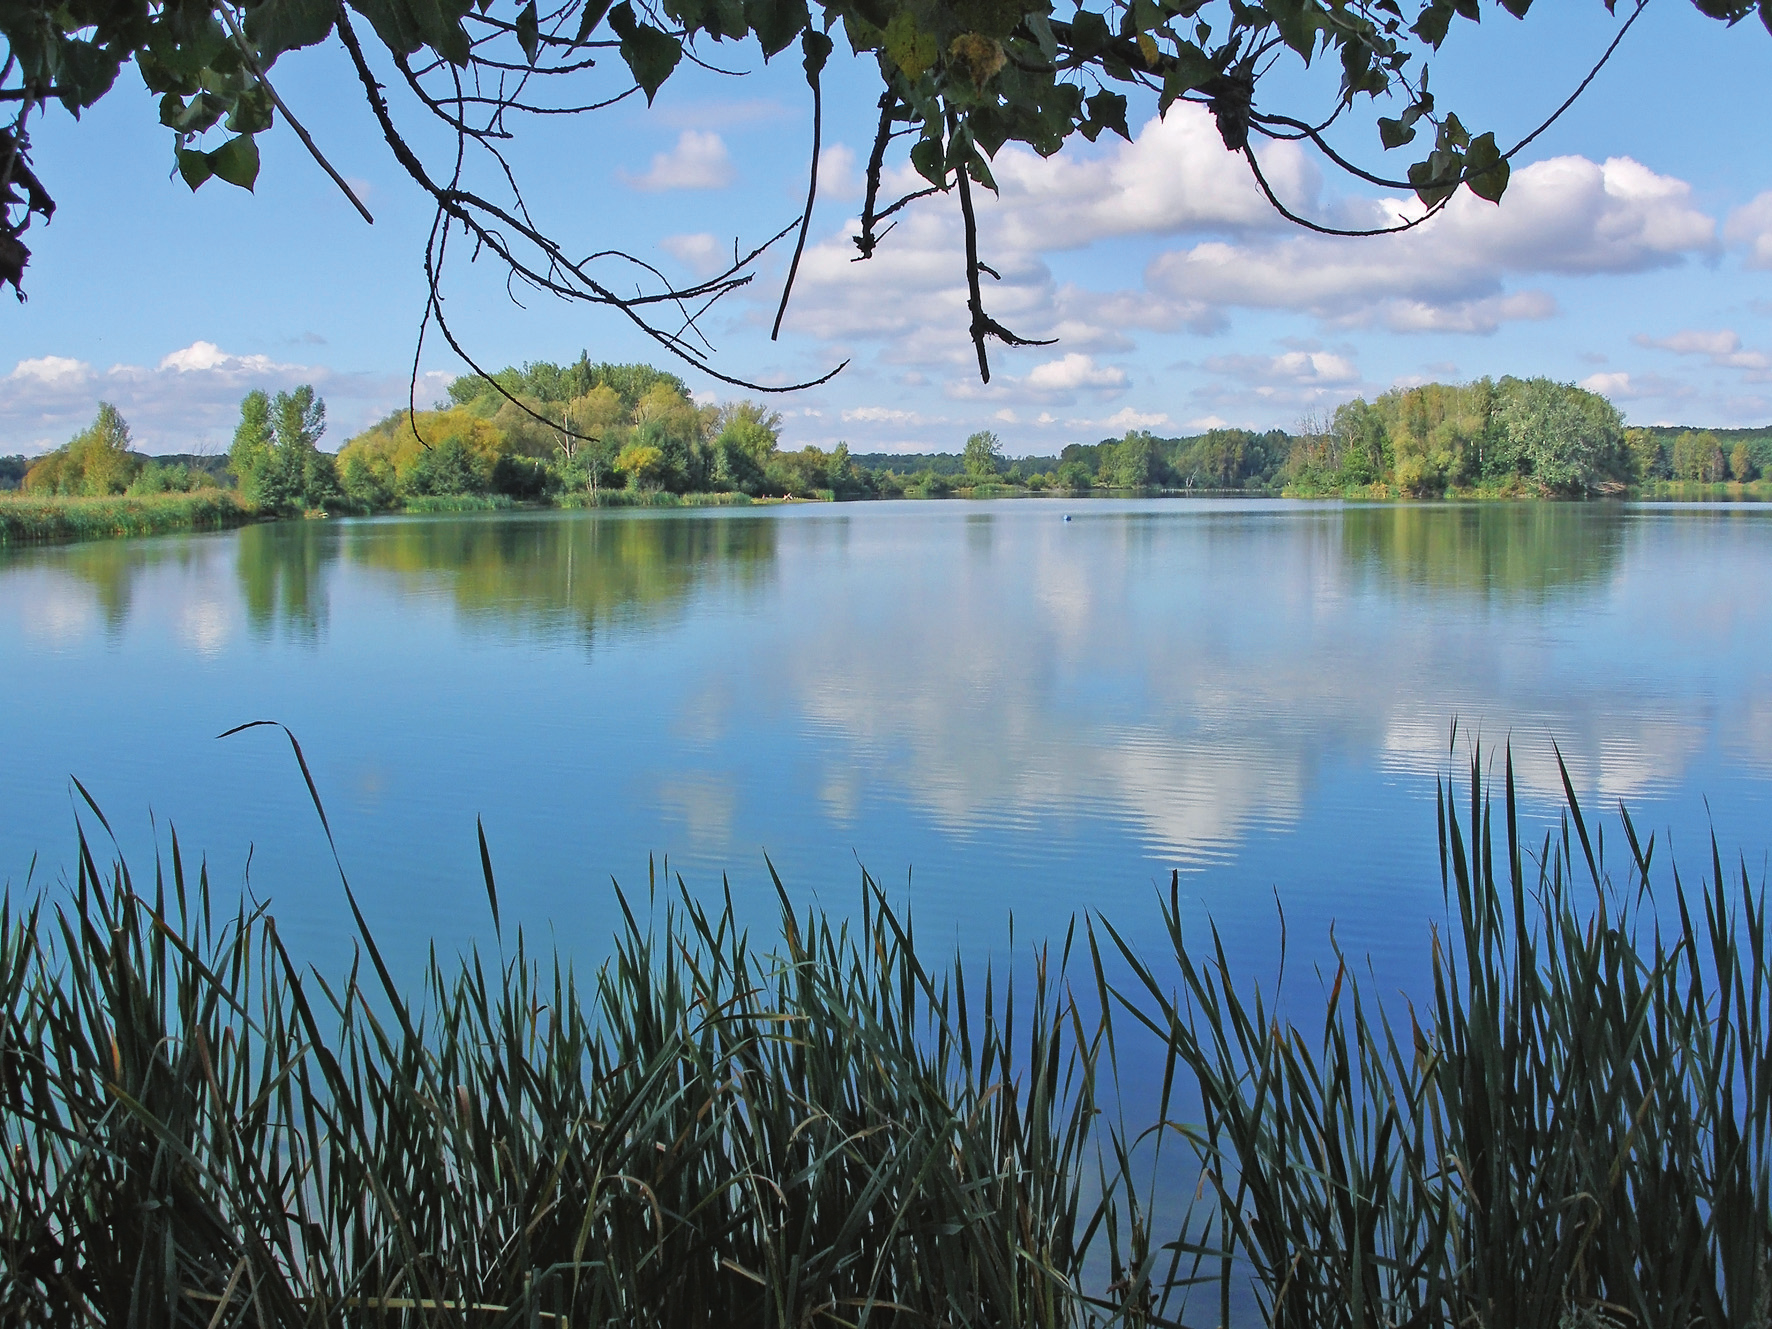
xmin=333 ymin=511 xmax=780 ymax=646
xmin=1340 ymin=501 xmax=1627 ymax=600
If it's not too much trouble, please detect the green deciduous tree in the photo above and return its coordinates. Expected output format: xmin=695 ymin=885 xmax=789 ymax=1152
xmin=1056 ymin=459 xmax=1093 ymax=494
xmin=230 ymin=386 xmax=341 ymax=512
xmin=1671 ymin=429 xmax=1728 ymax=483
xmin=1106 ymin=431 xmax=1157 ymax=489
xmin=1491 ymin=376 xmax=1626 ymax=496
xmin=963 ymin=431 xmax=1005 ymax=480
xmin=407 ymin=436 xmax=486 ymax=495
xmin=1626 ymin=428 xmax=1671 ymax=481
xmin=712 ymin=402 xmax=781 ymax=496
xmin=339 ymin=448 xmax=397 ymax=509
xmin=23 ymin=402 xmax=140 ymax=495
xmin=1730 ymin=440 xmax=1757 ymax=481
xmin=1333 ymin=399 xmax=1391 ymax=487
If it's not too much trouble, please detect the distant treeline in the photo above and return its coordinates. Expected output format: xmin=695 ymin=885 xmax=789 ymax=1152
xmin=346 ymin=365 xmax=1764 ymax=501
xmin=6 ymin=407 xmax=232 ymax=498
xmin=849 ymin=452 xmax=1060 ymax=481
xmin=1284 ymin=378 xmax=1772 ymax=496
xmin=11 ymin=366 xmax=1772 ymax=514
xmin=1 ymin=451 xmax=228 ymax=493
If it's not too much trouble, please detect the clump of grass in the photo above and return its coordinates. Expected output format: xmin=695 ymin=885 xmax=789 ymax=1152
xmin=0 ymin=795 xmax=1110 ymax=1326
xmin=400 ymin=493 xmax=522 ymax=513
xmin=0 ymin=490 xmax=251 ymax=544
xmin=3 ymin=741 xmax=1768 ymax=1326
xmin=554 ymin=490 xmax=755 ymax=509
xmin=1100 ymin=743 xmax=1772 ymax=1328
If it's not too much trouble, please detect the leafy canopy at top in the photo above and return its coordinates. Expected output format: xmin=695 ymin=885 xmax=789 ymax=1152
xmin=3 ymin=0 xmax=1768 ymax=389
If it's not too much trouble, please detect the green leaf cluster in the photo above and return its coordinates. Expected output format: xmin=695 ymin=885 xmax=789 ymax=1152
xmin=6 ymin=0 xmax=1772 ymax=306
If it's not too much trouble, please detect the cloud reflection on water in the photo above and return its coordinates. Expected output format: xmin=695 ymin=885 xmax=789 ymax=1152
xmin=3 ymin=500 xmax=1768 ymax=885
xmin=756 ymin=502 xmax=1771 ymax=863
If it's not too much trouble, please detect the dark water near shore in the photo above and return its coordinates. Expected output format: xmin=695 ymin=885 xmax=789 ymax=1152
xmin=3 ymin=498 xmax=1771 ymax=998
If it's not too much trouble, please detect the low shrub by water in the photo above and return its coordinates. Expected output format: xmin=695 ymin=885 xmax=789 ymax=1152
xmin=1636 ymin=479 xmax=1772 ymax=502
xmin=0 ymin=491 xmax=251 ymax=544
xmin=554 ymin=489 xmax=756 ymax=509
xmin=400 ymin=493 xmax=522 ymax=513
xmin=2 ymin=742 xmax=1768 ymax=1326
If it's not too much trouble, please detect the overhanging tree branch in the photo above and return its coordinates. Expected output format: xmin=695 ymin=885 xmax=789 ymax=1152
xmin=1 ymin=0 xmax=1740 ymax=384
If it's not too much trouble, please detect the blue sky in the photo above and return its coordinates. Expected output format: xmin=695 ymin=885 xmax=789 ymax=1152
xmin=4 ymin=3 xmax=1772 ymax=456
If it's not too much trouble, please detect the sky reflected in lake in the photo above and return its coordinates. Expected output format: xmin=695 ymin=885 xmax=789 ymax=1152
xmin=3 ymin=500 xmax=1770 ymax=991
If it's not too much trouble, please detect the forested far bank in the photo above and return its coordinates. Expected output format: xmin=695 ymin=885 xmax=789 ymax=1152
xmin=3 ymin=407 xmax=233 ymax=499
xmin=327 ymin=362 xmax=1772 ymax=504
xmin=7 ymin=366 xmax=1772 ymax=538
xmin=0 ymin=405 xmax=249 ymax=544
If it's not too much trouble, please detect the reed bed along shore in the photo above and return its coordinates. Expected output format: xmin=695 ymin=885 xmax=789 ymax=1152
xmin=0 ymin=491 xmax=252 ymax=545
xmin=1634 ymin=479 xmax=1772 ymax=502
xmin=2 ymin=744 xmax=1768 ymax=1327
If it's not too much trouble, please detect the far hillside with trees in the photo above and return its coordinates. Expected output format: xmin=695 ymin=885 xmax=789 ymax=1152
xmin=860 ymin=377 xmax=1766 ymax=500
xmin=11 ymin=367 xmax=1772 ymax=537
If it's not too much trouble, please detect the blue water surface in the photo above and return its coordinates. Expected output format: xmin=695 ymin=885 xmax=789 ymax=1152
xmin=3 ymin=498 xmax=1770 ymax=1007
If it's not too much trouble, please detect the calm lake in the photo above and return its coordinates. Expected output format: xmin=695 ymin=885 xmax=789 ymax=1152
xmin=4 ymin=498 xmax=1771 ymax=997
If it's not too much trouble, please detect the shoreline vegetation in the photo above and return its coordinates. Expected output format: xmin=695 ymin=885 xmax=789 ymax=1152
xmin=5 ymin=474 xmax=1772 ymax=549
xmin=3 ymin=745 xmax=1767 ymax=1326
xmin=5 ymin=360 xmax=1772 ymax=546
xmin=0 ymin=489 xmax=251 ymax=544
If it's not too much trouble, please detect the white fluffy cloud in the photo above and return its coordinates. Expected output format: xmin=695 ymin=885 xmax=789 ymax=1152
xmin=774 ymin=105 xmax=1317 ymax=366
xmin=841 ymin=405 xmax=934 ymax=425
xmin=1100 ymin=406 xmax=1172 ymax=432
xmin=985 ymin=107 xmax=1313 ymax=253
xmin=1148 ymin=156 xmax=1711 ymax=331
xmin=1578 ymin=371 xmax=1696 ymax=401
xmin=1725 ymin=191 xmax=1772 ymax=269
xmin=1024 ymin=353 xmax=1127 ymax=394
xmin=1204 ymin=350 xmax=1360 ymax=386
xmin=0 ymin=343 xmax=452 ymax=454
xmin=1637 ymin=329 xmax=1739 ymax=357
xmin=1182 ymin=347 xmax=1372 ymax=416
xmin=620 ymin=130 xmax=736 ymax=191
xmin=1635 ymin=328 xmax=1772 ymax=381
xmin=10 ymin=355 xmax=91 ymax=389
xmin=775 ymin=114 xmax=1722 ymax=445
xmin=816 ymin=142 xmax=860 ymax=199
xmin=661 ymin=232 xmax=730 ymax=277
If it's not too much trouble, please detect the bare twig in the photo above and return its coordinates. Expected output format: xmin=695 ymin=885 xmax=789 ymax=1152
xmin=952 ymin=120 xmax=1054 ymax=382
xmin=770 ymin=47 xmax=822 ymax=340
xmin=335 ymin=5 xmax=844 ymax=393
xmin=216 ymin=3 xmax=374 ymax=224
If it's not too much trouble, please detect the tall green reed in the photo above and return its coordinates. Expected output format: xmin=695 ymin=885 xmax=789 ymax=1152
xmin=1 ymin=770 xmax=1113 ymax=1327
xmin=1098 ymin=743 xmax=1772 ymax=1328
xmin=3 ymin=738 xmax=1768 ymax=1326
xmin=0 ymin=491 xmax=249 ymax=544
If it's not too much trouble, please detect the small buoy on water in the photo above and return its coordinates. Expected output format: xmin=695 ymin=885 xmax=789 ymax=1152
xmin=1063 ymin=513 xmax=1072 ymax=522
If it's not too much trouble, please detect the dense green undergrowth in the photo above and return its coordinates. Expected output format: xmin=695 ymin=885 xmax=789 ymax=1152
xmin=0 ymin=490 xmax=251 ymax=544
xmin=3 ymin=746 xmax=1768 ymax=1327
